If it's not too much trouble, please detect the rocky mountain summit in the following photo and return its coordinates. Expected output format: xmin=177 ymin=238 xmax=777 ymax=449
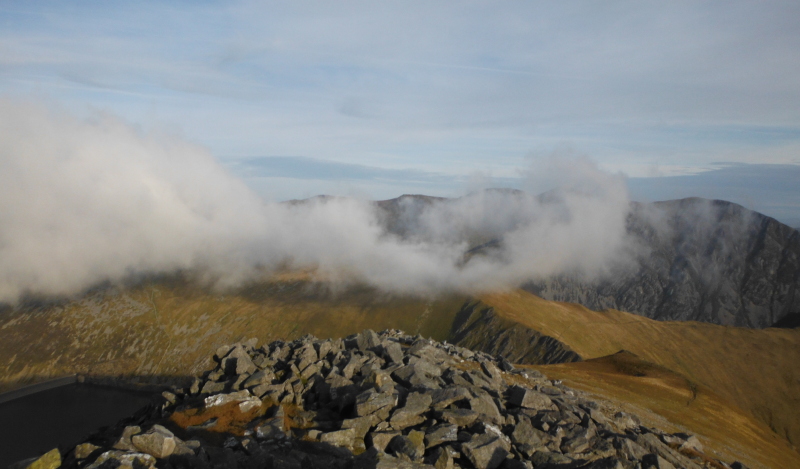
xmin=20 ymin=331 xmax=748 ymax=469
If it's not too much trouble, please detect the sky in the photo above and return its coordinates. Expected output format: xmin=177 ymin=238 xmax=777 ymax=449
xmin=2 ymin=1 xmax=800 ymax=226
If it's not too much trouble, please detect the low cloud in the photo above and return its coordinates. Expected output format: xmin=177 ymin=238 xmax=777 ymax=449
xmin=0 ymin=100 xmax=635 ymax=303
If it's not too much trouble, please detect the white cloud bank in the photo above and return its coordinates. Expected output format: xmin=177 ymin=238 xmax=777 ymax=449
xmin=0 ymin=101 xmax=634 ymax=303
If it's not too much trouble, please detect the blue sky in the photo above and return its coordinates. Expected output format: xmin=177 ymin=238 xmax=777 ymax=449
xmin=2 ymin=1 xmax=800 ymax=226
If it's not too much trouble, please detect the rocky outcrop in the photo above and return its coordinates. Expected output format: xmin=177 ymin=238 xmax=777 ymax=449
xmin=449 ymin=301 xmax=581 ymax=365
xmin=43 ymin=332 xmax=744 ymax=469
xmin=527 ymin=198 xmax=800 ymax=328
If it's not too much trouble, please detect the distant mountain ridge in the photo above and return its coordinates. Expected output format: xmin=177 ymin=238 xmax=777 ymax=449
xmin=525 ymin=197 xmax=800 ymax=328
xmin=373 ymin=193 xmax=800 ymax=328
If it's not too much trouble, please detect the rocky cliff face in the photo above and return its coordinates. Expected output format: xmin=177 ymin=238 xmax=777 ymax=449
xmin=526 ymin=198 xmax=800 ymax=328
xmin=38 ymin=331 xmax=734 ymax=469
xmin=448 ymin=301 xmax=582 ymax=365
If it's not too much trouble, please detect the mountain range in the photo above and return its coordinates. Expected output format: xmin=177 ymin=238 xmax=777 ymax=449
xmin=2 ymin=195 xmax=799 ymax=468
xmin=374 ymin=194 xmax=800 ymax=328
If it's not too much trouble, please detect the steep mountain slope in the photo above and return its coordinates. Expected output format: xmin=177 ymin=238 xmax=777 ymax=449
xmin=465 ymin=289 xmax=800 ymax=449
xmin=526 ymin=198 xmax=800 ymax=328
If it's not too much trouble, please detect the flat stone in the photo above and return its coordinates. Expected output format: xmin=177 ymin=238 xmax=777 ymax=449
xmin=510 ymin=416 xmax=548 ymax=456
xmin=634 ymin=433 xmax=702 ymax=469
xmin=243 ymin=370 xmax=274 ymax=388
xmin=469 ymin=393 xmax=503 ymax=424
xmin=436 ymin=409 xmax=478 ymax=427
xmin=465 ymin=371 xmax=495 ymax=389
xmin=425 ymin=424 xmax=458 ymax=448
xmin=74 ymin=442 xmax=100 ymax=459
xmin=390 ymin=392 xmax=432 ymax=429
xmin=252 ymin=383 xmax=284 ymax=399
xmin=437 ymin=408 xmax=479 ymax=427
xmin=341 ymin=415 xmax=379 ymax=439
xmin=389 ymin=432 xmax=425 ymax=461
xmin=361 ymin=367 xmax=393 ymax=390
xmin=462 ymin=433 xmax=509 ymax=469
xmin=381 ymin=341 xmax=405 ymax=364
xmin=369 ymin=431 xmax=401 ymax=452
xmin=613 ymin=412 xmax=640 ymax=430
xmin=431 ymin=386 xmax=471 ymax=409
xmin=675 ymin=434 xmax=704 ymax=452
xmin=410 ymin=357 xmax=443 ymax=377
xmin=530 ymin=451 xmax=576 ymax=468
xmin=200 ymin=379 xmax=226 ymax=395
xmin=320 ymin=428 xmax=356 ymax=448
xmin=86 ymin=450 xmax=156 ymax=469
xmin=561 ymin=435 xmax=591 ymax=454
xmin=507 ymin=386 xmax=556 ymax=410
xmin=204 ymin=389 xmax=254 ymax=408
xmin=215 ymin=344 xmax=235 ymax=361
xmin=480 ymin=361 xmax=503 ymax=382
xmin=255 ymin=416 xmax=287 ymax=439
xmin=222 ymin=345 xmax=257 ymax=375
xmin=615 ymin=436 xmax=649 ymax=460
xmin=132 ymin=429 xmax=176 ymax=458
xmin=112 ymin=425 xmax=141 ymax=451
xmin=355 ymin=390 xmax=398 ymax=417
xmin=357 ymin=329 xmax=382 ymax=351
xmin=390 ymin=413 xmax=426 ymax=430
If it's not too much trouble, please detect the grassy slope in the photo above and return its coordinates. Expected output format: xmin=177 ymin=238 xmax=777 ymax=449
xmin=479 ymin=290 xmax=800 ymax=463
xmin=0 ymin=277 xmax=465 ymax=393
xmin=529 ymin=352 xmax=800 ymax=469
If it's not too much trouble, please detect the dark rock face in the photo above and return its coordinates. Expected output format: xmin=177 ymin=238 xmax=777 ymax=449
xmin=448 ymin=301 xmax=582 ymax=365
xmin=526 ymin=198 xmax=800 ymax=328
xmin=771 ymin=312 xmax=800 ymax=328
xmin=53 ymin=332 xmax=736 ymax=469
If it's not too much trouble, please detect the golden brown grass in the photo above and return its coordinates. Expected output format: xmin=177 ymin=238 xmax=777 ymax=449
xmin=169 ymin=400 xmax=268 ymax=436
xmin=479 ymin=290 xmax=800 ymax=467
xmin=526 ymin=352 xmax=800 ymax=469
xmin=0 ymin=276 xmax=465 ymax=393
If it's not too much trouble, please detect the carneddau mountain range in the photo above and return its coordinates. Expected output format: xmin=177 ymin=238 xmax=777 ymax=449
xmin=375 ymin=194 xmax=800 ymax=328
xmin=2 ymin=196 xmax=799 ymax=468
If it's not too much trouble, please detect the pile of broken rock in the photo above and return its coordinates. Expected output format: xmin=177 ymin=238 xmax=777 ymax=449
xmin=26 ymin=330 xmax=749 ymax=469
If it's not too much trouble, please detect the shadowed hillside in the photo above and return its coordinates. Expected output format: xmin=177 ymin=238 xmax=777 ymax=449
xmin=469 ymin=289 xmax=800 ymax=450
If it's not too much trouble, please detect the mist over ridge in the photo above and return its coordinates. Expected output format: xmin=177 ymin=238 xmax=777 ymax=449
xmin=0 ymin=100 xmax=638 ymax=304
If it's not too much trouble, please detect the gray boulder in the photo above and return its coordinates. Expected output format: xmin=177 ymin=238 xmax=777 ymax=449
xmin=462 ymin=433 xmax=510 ymax=469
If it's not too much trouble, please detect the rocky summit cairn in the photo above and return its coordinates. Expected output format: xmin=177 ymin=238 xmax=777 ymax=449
xmin=53 ymin=330 xmax=745 ymax=469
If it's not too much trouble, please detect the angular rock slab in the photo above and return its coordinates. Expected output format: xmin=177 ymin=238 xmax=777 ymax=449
xmin=462 ymin=433 xmax=510 ymax=469
xmin=507 ymin=385 xmax=556 ymax=410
